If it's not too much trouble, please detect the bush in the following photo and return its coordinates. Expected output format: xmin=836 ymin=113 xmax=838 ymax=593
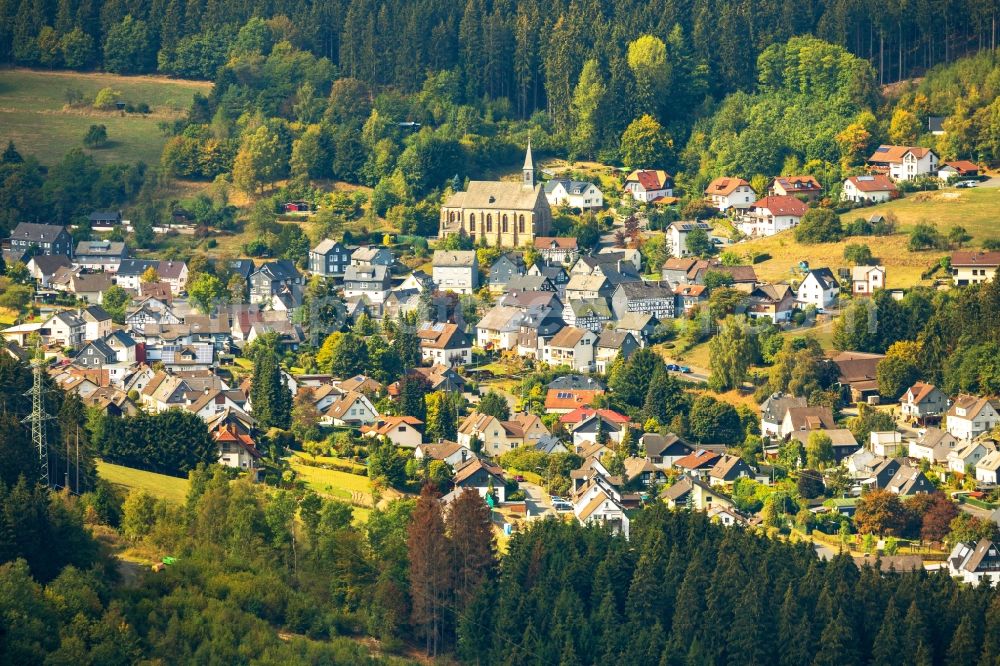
xmin=843 ymin=243 xmax=874 ymax=265
xmin=908 ymin=223 xmax=946 ymax=251
xmin=83 ymin=124 xmax=108 ymax=148
xmin=93 ymin=87 xmax=120 ymax=110
xmin=795 ymin=208 xmax=843 ymax=243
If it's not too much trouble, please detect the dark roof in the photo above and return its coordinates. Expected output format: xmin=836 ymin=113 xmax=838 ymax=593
xmin=11 ymin=222 xmax=68 ymax=242
xmin=118 ymin=259 xmax=159 ymax=276
xmin=807 ymin=267 xmax=838 ymax=290
xmin=28 ymin=254 xmax=72 ymax=274
xmin=548 ymin=375 xmax=605 ymax=390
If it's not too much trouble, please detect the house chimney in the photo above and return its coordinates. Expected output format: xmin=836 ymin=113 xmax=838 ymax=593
xmin=617 ymin=260 xmax=622 ymax=273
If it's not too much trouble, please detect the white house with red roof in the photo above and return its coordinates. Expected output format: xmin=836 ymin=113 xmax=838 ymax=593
xmin=867 ymin=145 xmax=938 ymax=181
xmin=704 ymin=177 xmax=755 ymax=211
xmin=623 ymin=170 xmax=673 ymax=203
xmin=361 ymin=416 xmax=424 ymax=448
xmin=842 ymin=174 xmax=898 ymax=203
xmin=737 ymin=196 xmax=807 ymax=237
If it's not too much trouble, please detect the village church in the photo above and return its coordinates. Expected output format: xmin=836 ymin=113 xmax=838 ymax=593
xmin=438 ymin=141 xmax=552 ymax=248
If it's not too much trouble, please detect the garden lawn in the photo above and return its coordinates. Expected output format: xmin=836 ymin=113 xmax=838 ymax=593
xmin=97 ymin=459 xmax=189 ymax=504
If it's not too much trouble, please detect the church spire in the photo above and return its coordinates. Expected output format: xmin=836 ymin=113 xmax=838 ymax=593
xmin=522 ymin=137 xmax=534 ymax=189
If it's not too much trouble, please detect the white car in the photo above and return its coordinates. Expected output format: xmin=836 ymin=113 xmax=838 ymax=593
xmin=551 ymin=499 xmax=573 ymax=512
xmin=955 ymin=180 xmax=978 ymax=188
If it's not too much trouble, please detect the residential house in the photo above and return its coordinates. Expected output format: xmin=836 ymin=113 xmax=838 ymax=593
xmin=309 ymin=239 xmax=351 ymax=277
xmin=673 ymin=284 xmax=709 ymax=315
xmin=760 ymin=393 xmax=808 ymax=438
xmin=361 ymin=416 xmax=424 ymax=448
xmin=476 ymin=305 xmax=524 ymax=351
xmin=708 ymin=454 xmax=755 ymax=486
xmin=594 ymin=329 xmax=638 ymax=374
xmin=598 ymin=246 xmax=643 ymax=271
xmin=947 ymin=395 xmax=1000 ymax=442
xmin=673 ymin=450 xmax=722 ymax=479
xmin=704 ymin=177 xmax=756 ymax=211
xmin=796 ymin=268 xmax=840 ymax=309
xmin=789 ymin=428 xmax=860 ymax=461
xmin=771 ymin=175 xmax=822 ymax=200
xmin=566 ymin=409 xmax=630 ymax=447
xmin=870 ymin=430 xmax=904 ymax=457
xmin=832 ymin=351 xmax=885 ymax=403
xmin=533 ymin=237 xmax=579 ymax=264
xmin=514 ymin=305 xmax=565 ymax=360
xmin=157 ymin=261 xmax=189 ymax=295
xmin=611 ymin=281 xmax=675 ymax=321
xmin=41 ymin=311 xmax=85 ymax=348
xmin=417 ymin=322 xmax=472 ymax=366
xmin=747 ymin=283 xmax=795 ymax=323
xmin=52 ymin=270 xmax=113 ymax=304
xmin=457 ymin=412 xmax=549 ymax=456
xmin=210 ymin=411 xmax=261 ymax=472
xmin=125 ymin=300 xmax=181 ymax=328
xmin=661 ymin=475 xmax=736 ymax=511
xmin=72 ymin=339 xmax=118 ymax=370
xmin=415 ymin=440 xmax=473 ymax=467
xmin=543 ymin=326 xmax=596 ymax=372
xmin=867 ymin=145 xmax=939 ymax=181
xmin=938 ymin=160 xmax=980 ymax=181
xmin=544 ymin=375 xmax=605 ymax=413
xmin=79 ymin=305 xmax=112 ymax=341
xmin=74 ymin=240 xmax=128 ymax=272
xmin=623 ymin=457 xmax=668 ymax=487
xmin=140 ymin=372 xmax=189 ymax=412
xmin=707 ymin=505 xmax=752 ymax=528
xmin=115 ymin=259 xmax=160 ymax=290
xmin=573 ymin=476 xmax=630 ymax=538
xmin=948 ymin=539 xmax=1000 ymax=585
xmin=564 ymin=274 xmax=612 ymax=301
xmin=351 ymin=246 xmax=393 ymax=267
xmin=950 ymin=251 xmax=1000 ymax=286
xmin=975 ymin=451 xmax=1000 ymax=485
xmin=159 ymin=344 xmax=215 ymax=372
xmin=544 ymin=179 xmax=604 ymax=209
xmin=410 ymin=364 xmax=466 ymax=393
xmin=615 ymin=311 xmax=659 ymax=347
xmin=506 ymin=274 xmax=556 ymax=294
xmin=667 ymin=220 xmax=713 ymax=258
xmin=249 ymin=260 xmax=302 ymax=309
xmin=26 ymin=254 xmax=72 ymax=287
xmin=526 ymin=261 xmax=569 ymax=293
xmin=343 ymin=264 xmax=392 ymax=304
xmin=640 ymin=433 xmax=694 ymax=467
xmin=902 ymin=382 xmax=948 ymax=423
xmin=852 ymin=265 xmax=886 ymax=295
xmin=488 ymin=253 xmax=526 ymax=292
xmin=737 ymin=196 xmax=808 ymax=237
xmin=432 ymin=250 xmax=479 ymax=294
xmin=883 ymin=464 xmax=936 ymax=495
xmin=563 ymin=298 xmax=612 ymax=332
xmin=841 ymin=175 xmax=897 ymax=203
xmin=9 ymin=222 xmax=73 ymax=258
xmin=909 ymin=427 xmax=959 ymax=464
xmin=533 ymin=436 xmax=569 ymax=454
xmin=453 ymin=456 xmax=506 ymax=503
xmin=323 ymin=390 xmax=378 ymax=426
xmin=780 ymin=406 xmax=836 ymax=438
xmin=623 ymin=169 xmax=673 ymax=203
xmin=948 ymin=440 xmax=997 ymax=476
xmin=88 ymin=210 xmax=123 ymax=229
xmin=186 ymin=388 xmax=244 ymax=422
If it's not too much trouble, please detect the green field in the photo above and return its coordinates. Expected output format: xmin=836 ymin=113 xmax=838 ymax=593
xmin=738 ymin=185 xmax=1000 ymax=289
xmin=0 ymin=68 xmax=211 ymax=165
xmin=97 ymin=459 xmax=190 ymax=504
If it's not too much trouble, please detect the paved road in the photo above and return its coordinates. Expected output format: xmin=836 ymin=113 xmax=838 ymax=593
xmin=813 ymin=540 xmax=838 ymax=561
xmin=520 ymin=481 xmax=556 ymax=519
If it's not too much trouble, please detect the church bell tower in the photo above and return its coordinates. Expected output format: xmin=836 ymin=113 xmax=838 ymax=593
xmin=522 ymin=138 xmax=534 ymax=189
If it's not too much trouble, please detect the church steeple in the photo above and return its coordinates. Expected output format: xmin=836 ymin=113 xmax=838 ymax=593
xmin=522 ymin=138 xmax=534 ymax=189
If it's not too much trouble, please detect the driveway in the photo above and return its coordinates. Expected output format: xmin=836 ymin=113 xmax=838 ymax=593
xmin=520 ymin=481 xmax=556 ymax=519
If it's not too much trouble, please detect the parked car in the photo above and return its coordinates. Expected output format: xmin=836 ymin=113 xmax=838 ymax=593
xmin=679 ymin=366 xmax=692 ymax=373
xmin=552 ymin=499 xmax=573 ymax=512
xmin=514 ymin=474 xmax=525 ymax=482
xmin=956 ymin=180 xmax=978 ymax=188
xmin=666 ymin=363 xmax=680 ymax=371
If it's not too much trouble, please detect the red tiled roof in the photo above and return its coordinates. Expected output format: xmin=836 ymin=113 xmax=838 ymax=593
xmin=951 ymin=251 xmax=1000 ymax=267
xmin=626 ymin=169 xmax=671 ymax=190
xmin=705 ymin=177 xmax=750 ymax=197
xmin=559 ymin=407 xmax=630 ymax=425
xmin=544 ymin=388 xmax=604 ymax=411
xmin=751 ymin=195 xmax=808 ymax=217
xmin=846 ymin=174 xmax=897 ymax=193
